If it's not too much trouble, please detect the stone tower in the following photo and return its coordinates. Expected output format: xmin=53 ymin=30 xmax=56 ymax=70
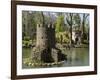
xmin=32 ymin=23 xmax=66 ymax=64
xmin=47 ymin=24 xmax=55 ymax=48
xmin=36 ymin=24 xmax=49 ymax=48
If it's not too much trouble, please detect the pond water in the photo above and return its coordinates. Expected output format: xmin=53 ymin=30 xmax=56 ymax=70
xmin=22 ymin=47 xmax=89 ymax=68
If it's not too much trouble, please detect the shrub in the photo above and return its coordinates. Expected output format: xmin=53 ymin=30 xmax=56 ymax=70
xmin=55 ymin=31 xmax=70 ymax=44
xmin=22 ymin=40 xmax=33 ymax=48
xmin=24 ymin=36 xmax=30 ymax=41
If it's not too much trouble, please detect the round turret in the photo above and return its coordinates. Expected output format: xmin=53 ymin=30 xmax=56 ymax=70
xmin=36 ymin=24 xmax=48 ymax=49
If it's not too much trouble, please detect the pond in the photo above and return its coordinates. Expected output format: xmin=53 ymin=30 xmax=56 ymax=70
xmin=22 ymin=47 xmax=89 ymax=68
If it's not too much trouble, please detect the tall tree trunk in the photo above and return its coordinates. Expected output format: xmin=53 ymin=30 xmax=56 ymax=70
xmin=82 ymin=14 xmax=85 ymax=34
xmin=70 ymin=13 xmax=73 ymax=45
xmin=81 ymin=14 xmax=85 ymax=43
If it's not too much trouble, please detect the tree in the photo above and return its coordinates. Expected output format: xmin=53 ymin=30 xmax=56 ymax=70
xmin=22 ymin=11 xmax=38 ymax=40
xmin=55 ymin=15 xmax=64 ymax=33
xmin=81 ymin=13 xmax=89 ymax=42
xmin=34 ymin=12 xmax=45 ymax=25
xmin=65 ymin=13 xmax=74 ymax=45
xmin=73 ymin=14 xmax=81 ymax=30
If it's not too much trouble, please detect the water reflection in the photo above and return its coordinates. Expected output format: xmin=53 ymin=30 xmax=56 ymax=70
xmin=61 ymin=48 xmax=89 ymax=67
xmin=22 ymin=48 xmax=89 ymax=68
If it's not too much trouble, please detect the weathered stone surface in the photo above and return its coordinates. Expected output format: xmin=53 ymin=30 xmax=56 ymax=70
xmin=32 ymin=47 xmax=66 ymax=63
xmin=36 ymin=24 xmax=48 ymax=48
xmin=32 ymin=24 xmax=67 ymax=63
xmin=51 ymin=48 xmax=66 ymax=62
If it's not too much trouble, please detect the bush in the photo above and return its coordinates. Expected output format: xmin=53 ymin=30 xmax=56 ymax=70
xmin=24 ymin=36 xmax=30 ymax=41
xmin=55 ymin=31 xmax=70 ymax=44
xmin=22 ymin=40 xmax=33 ymax=48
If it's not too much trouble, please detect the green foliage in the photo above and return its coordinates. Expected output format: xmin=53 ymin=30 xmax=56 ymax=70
xmin=73 ymin=14 xmax=81 ymax=28
xmin=55 ymin=15 xmax=64 ymax=32
xmin=34 ymin=12 xmax=44 ymax=24
xmin=22 ymin=36 xmax=33 ymax=47
xmin=24 ymin=36 xmax=30 ymax=41
xmin=56 ymin=31 xmax=70 ymax=44
xmin=22 ymin=40 xmax=33 ymax=48
xmin=22 ymin=11 xmax=36 ymax=40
